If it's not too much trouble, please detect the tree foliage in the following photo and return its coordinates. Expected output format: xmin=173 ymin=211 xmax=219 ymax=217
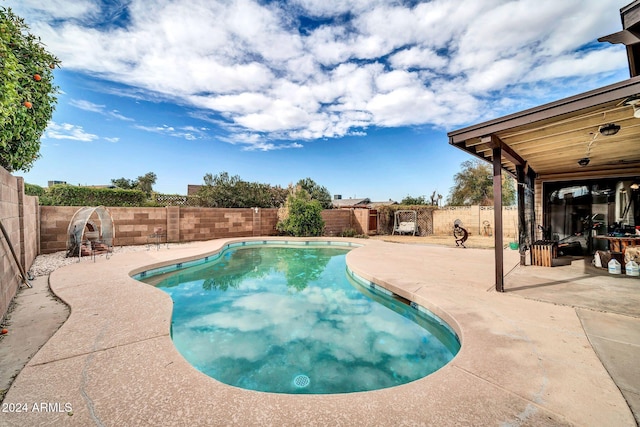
xmin=136 ymin=172 xmax=157 ymax=196
xmin=197 ymin=172 xmax=288 ymax=208
xmin=111 ymin=172 xmax=157 ymax=196
xmin=0 ymin=7 xmax=60 ymax=172
xmin=111 ymin=177 xmax=136 ymax=189
xmin=447 ymin=159 xmax=516 ymax=206
xmin=296 ymin=177 xmax=332 ymax=209
xmin=401 ymin=195 xmax=428 ymax=205
xmin=277 ymin=186 xmax=325 ymax=237
xmin=402 ymin=190 xmax=442 ymax=206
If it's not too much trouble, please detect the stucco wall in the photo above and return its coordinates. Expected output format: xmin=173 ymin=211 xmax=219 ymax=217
xmin=431 ymin=206 xmax=519 ymax=238
xmin=0 ymin=167 xmax=39 ymax=320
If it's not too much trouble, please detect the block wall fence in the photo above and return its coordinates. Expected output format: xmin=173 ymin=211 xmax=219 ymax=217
xmin=35 ymin=205 xmax=522 ymax=255
xmin=39 ymin=207 xmax=371 ymax=254
xmin=3 ymin=162 xmax=524 ymax=319
xmin=0 ymin=167 xmax=39 ymax=320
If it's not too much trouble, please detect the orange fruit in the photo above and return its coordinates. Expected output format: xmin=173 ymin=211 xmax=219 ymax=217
xmin=23 ymin=101 xmax=32 ymax=109
xmin=34 ymin=74 xmax=41 ymax=81
xmin=1 ymin=329 xmax=7 ymax=334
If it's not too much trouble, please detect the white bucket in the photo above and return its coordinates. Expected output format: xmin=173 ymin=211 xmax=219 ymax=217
xmin=626 ymin=260 xmax=639 ymax=277
xmin=608 ymin=259 xmax=621 ymax=275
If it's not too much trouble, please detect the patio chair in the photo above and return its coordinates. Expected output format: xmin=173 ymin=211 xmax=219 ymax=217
xmin=147 ymin=227 xmax=168 ymax=250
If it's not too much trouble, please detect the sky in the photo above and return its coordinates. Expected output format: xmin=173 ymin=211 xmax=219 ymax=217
xmin=6 ymin=0 xmax=632 ymax=202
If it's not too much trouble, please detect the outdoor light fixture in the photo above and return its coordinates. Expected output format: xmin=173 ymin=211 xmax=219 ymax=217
xmin=623 ymin=95 xmax=640 ymax=118
xmin=599 ymin=123 xmax=620 ymax=136
xmin=577 ymin=157 xmax=590 ymax=167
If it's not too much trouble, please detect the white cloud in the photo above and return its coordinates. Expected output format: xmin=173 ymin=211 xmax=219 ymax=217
xmin=69 ymin=99 xmax=105 ymax=113
xmin=18 ymin=0 xmax=630 ymax=149
xmin=133 ymin=124 xmax=204 ymax=141
xmin=44 ymin=122 xmax=99 ymax=142
xmin=9 ymin=0 xmax=96 ymax=20
xmin=524 ymin=47 xmax=628 ymax=82
xmin=70 ymin=99 xmax=135 ymax=121
xmin=389 ymin=47 xmax=448 ymax=71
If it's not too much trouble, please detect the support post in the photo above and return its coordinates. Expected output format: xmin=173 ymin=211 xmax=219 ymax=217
xmin=493 ymin=146 xmax=504 ymax=292
xmin=516 ymin=165 xmax=526 ymax=266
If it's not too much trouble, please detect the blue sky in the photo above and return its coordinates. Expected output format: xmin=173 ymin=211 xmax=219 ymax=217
xmin=7 ymin=0 xmax=631 ymax=202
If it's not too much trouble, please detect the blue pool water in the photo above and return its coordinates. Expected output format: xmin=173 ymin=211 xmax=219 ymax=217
xmin=138 ymin=244 xmax=460 ymax=394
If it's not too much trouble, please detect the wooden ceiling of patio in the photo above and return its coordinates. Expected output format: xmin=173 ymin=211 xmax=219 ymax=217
xmin=448 ymin=76 xmax=640 ymax=179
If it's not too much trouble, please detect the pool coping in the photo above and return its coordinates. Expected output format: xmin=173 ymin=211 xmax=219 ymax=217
xmin=1 ymin=237 xmax=635 ymax=426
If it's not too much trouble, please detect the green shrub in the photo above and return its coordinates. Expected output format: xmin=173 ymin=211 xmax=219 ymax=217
xmin=24 ymin=183 xmax=45 ymax=197
xmin=338 ymin=228 xmax=369 ymax=238
xmin=45 ymin=185 xmax=146 ymax=206
xmin=277 ymin=187 xmax=325 ymax=237
xmin=339 ymin=228 xmax=358 ymax=237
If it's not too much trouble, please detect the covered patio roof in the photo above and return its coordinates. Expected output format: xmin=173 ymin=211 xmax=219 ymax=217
xmin=447 ymin=76 xmax=640 ymax=292
xmin=448 ymin=76 xmax=640 ymax=180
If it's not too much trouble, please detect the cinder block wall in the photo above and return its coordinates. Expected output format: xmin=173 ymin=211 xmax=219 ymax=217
xmin=0 ymin=168 xmax=39 ymax=320
xmin=40 ymin=206 xmax=78 ymax=254
xmin=180 ymin=208 xmax=256 ymax=241
xmin=21 ymin=194 xmax=39 ymax=269
xmin=40 ymin=207 xmax=282 ymax=253
xmin=258 ymin=209 xmax=278 ymax=235
xmin=38 ymin=206 xmax=364 ymax=254
xmin=322 ymin=209 xmax=352 ymax=236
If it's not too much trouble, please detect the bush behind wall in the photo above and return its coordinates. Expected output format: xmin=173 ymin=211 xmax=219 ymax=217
xmin=26 ymin=184 xmax=146 ymax=206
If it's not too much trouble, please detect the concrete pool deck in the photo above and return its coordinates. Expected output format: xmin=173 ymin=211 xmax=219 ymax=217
xmin=1 ymin=237 xmax=637 ymax=426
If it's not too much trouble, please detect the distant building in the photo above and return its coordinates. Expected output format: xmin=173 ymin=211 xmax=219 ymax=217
xmin=331 ymin=195 xmax=398 ymax=209
xmin=368 ymin=199 xmax=399 ymax=209
xmin=47 ymin=180 xmax=67 ymax=187
xmin=331 ymin=197 xmax=370 ymax=208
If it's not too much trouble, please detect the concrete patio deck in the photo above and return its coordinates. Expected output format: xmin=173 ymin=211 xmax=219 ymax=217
xmin=1 ymin=238 xmax=637 ymax=426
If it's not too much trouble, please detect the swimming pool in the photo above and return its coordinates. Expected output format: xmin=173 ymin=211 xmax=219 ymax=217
xmin=135 ymin=242 xmax=460 ymax=394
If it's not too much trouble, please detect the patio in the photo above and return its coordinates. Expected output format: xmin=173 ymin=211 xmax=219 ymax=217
xmin=1 ymin=238 xmax=637 ymax=426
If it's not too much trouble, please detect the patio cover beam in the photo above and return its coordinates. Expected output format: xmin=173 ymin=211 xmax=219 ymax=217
xmin=481 ymin=135 xmax=525 ymax=167
xmin=517 ymin=164 xmax=526 ymax=266
xmin=493 ymin=144 xmax=504 ymax=292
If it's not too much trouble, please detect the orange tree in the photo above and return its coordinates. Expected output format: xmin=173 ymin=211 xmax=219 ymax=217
xmin=0 ymin=7 xmax=59 ymax=172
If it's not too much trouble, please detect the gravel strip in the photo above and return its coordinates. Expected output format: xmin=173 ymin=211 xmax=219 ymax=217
xmin=28 ymin=244 xmax=190 ymax=277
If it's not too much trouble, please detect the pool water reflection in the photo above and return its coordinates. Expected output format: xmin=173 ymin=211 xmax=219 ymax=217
xmin=140 ymin=245 xmax=460 ymax=394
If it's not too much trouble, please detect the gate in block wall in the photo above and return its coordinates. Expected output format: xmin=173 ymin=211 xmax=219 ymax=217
xmin=369 ymin=210 xmax=378 ymax=233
